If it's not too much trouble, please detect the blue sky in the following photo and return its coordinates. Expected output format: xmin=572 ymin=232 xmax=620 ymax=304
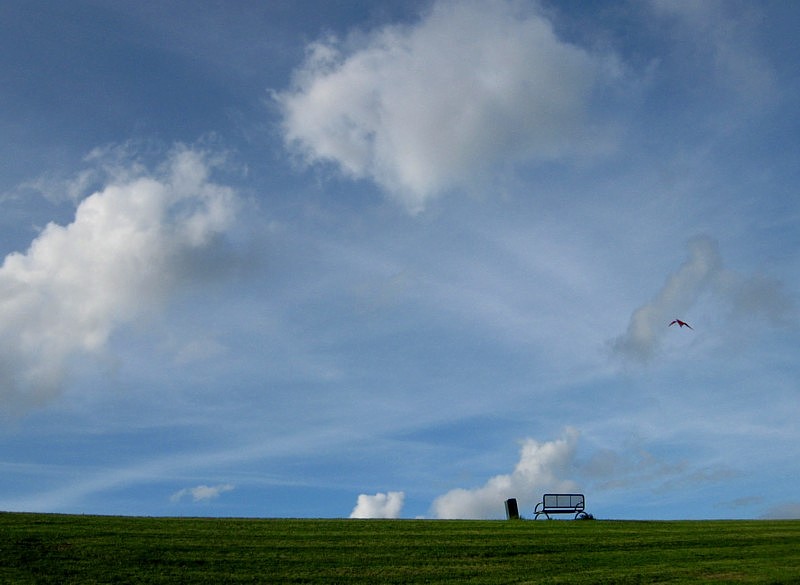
xmin=1 ymin=0 xmax=798 ymax=520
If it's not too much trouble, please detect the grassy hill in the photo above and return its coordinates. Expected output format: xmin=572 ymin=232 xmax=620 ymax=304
xmin=2 ymin=512 xmax=800 ymax=583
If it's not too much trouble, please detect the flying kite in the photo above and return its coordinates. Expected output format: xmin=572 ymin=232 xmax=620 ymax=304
xmin=669 ymin=319 xmax=693 ymax=329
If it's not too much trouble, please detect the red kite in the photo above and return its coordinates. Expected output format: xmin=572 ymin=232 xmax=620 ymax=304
xmin=669 ymin=319 xmax=693 ymax=330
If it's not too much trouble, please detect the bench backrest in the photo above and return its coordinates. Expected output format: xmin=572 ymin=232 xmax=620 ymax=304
xmin=542 ymin=493 xmax=584 ymax=510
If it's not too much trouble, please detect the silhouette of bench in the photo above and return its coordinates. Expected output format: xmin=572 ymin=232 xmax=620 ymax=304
xmin=534 ymin=493 xmax=590 ymax=519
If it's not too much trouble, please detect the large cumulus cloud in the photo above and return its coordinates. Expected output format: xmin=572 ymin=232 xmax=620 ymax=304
xmin=0 ymin=147 xmax=238 ymax=412
xmin=276 ymin=0 xmax=621 ymax=212
xmin=431 ymin=428 xmax=579 ymax=519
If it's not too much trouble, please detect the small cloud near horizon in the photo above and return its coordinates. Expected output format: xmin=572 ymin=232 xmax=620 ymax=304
xmin=171 ymin=483 xmax=235 ymax=503
xmin=350 ymin=491 xmax=405 ymax=519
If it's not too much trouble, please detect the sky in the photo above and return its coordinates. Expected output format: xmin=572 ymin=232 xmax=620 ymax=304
xmin=1 ymin=0 xmax=798 ymax=520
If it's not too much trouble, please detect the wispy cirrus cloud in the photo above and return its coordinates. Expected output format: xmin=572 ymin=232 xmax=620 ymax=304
xmin=612 ymin=235 xmax=795 ymax=364
xmin=649 ymin=0 xmax=778 ymax=108
xmin=612 ymin=236 xmax=722 ymax=363
xmin=761 ymin=502 xmax=800 ymax=520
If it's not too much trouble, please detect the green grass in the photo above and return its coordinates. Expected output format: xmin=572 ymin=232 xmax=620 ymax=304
xmin=2 ymin=513 xmax=800 ymax=583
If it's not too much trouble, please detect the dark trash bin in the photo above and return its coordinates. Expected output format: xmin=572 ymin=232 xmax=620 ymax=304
xmin=505 ymin=498 xmax=520 ymax=520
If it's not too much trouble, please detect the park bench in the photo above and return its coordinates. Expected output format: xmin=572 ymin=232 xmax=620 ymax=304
xmin=534 ymin=493 xmax=591 ymax=519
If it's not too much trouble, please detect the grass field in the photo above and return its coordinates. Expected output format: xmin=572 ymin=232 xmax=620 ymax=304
xmin=2 ymin=513 xmax=800 ymax=583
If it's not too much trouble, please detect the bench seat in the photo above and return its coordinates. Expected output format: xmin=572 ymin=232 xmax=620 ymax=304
xmin=534 ymin=493 xmax=589 ymax=519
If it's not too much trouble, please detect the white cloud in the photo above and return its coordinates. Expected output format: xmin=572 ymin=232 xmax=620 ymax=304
xmin=350 ymin=491 xmax=405 ymax=519
xmin=171 ymin=483 xmax=235 ymax=503
xmin=431 ymin=428 xmax=579 ymax=519
xmin=277 ymin=0 xmax=620 ymax=212
xmin=0 ymin=146 xmax=238 ymax=413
